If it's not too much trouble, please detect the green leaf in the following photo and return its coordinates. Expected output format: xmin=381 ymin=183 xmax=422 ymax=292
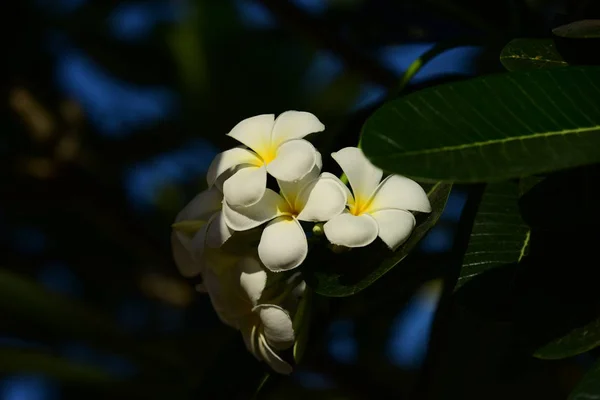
xmin=361 ymin=67 xmax=600 ymax=182
xmin=500 ymin=38 xmax=567 ymax=71
xmin=569 ymin=358 xmax=600 ymax=400
xmin=305 ymin=182 xmax=452 ymax=297
xmin=455 ymin=181 xmax=530 ymax=290
xmin=535 ymin=316 xmax=600 ymax=359
xmin=553 ymin=20 xmax=600 ymax=39
xmin=0 ymin=347 xmax=113 ymax=383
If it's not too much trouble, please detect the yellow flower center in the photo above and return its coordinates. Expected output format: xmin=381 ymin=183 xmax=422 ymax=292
xmin=256 ymin=144 xmax=278 ymax=165
xmin=348 ymin=194 xmax=372 ymax=216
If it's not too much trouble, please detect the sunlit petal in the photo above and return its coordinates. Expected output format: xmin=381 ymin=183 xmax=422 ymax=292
xmin=371 ymin=209 xmax=416 ymax=250
xmin=257 ymin=334 xmax=293 ymax=375
xmin=296 ymin=175 xmax=346 ymax=222
xmin=267 ymin=139 xmax=317 ymax=182
xmin=223 ymin=189 xmax=288 ymax=231
xmin=206 ymin=147 xmax=262 ymax=187
xmin=323 ymin=212 xmax=378 ymax=248
xmin=270 ymin=110 xmax=325 ymax=147
xmin=278 ymin=151 xmax=322 ymax=205
xmin=331 ymin=147 xmax=382 ymax=202
xmin=255 ymin=304 xmax=294 ymax=350
xmin=368 ymin=175 xmax=431 ymax=213
xmin=226 ymin=114 xmax=275 ymax=155
xmin=258 ymin=216 xmax=308 ymax=272
xmin=223 ymin=165 xmax=267 ymax=207
xmin=238 ymin=257 xmax=267 ymax=305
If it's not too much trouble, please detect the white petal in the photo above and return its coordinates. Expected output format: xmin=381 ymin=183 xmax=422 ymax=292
xmin=257 ymin=334 xmax=293 ymax=375
xmin=171 ymin=230 xmax=204 ymax=278
xmin=237 ymin=257 xmax=267 ymax=305
xmin=321 ymin=172 xmax=353 ymax=201
xmin=277 ymin=151 xmax=322 ymax=206
xmin=270 ymin=111 xmax=325 ymax=147
xmin=226 ymin=114 xmax=275 ymax=155
xmin=206 ymin=147 xmax=262 ymax=188
xmin=368 ymin=175 xmax=431 ymax=213
xmin=258 ymin=216 xmax=308 ymax=272
xmin=223 ymin=165 xmax=267 ymax=207
xmin=266 ymin=139 xmax=317 ymax=182
xmin=371 ymin=209 xmax=416 ymax=250
xmin=175 ymin=186 xmax=222 ymax=223
xmin=331 ymin=147 xmax=382 ymax=202
xmin=205 ymin=211 xmax=233 ymax=248
xmin=223 ymin=189 xmax=288 ymax=231
xmin=323 ymin=212 xmax=378 ymax=248
xmin=296 ymin=175 xmax=347 ymax=222
xmin=255 ymin=304 xmax=294 ymax=350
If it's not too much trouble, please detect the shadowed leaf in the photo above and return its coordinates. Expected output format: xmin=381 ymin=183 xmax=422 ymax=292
xmin=361 ymin=67 xmax=600 ymax=182
xmin=500 ymin=39 xmax=567 ymax=71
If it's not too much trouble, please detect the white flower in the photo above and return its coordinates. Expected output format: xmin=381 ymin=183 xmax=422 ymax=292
xmin=207 ymin=111 xmax=325 ymax=207
xmin=323 ymin=147 xmax=431 ymax=250
xmin=222 ymin=166 xmax=347 ymax=272
xmin=204 ymin=257 xmax=301 ymax=374
xmin=170 ymin=186 xmax=234 ymax=278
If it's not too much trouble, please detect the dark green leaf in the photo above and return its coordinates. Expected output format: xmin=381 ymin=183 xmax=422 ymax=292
xmin=455 ymin=181 xmax=529 ymax=290
xmin=305 ymin=182 xmax=452 ymax=297
xmin=500 ymin=39 xmax=567 ymax=71
xmin=361 ymin=67 xmax=600 ymax=182
xmin=535 ymin=316 xmax=600 ymax=359
xmin=552 ymin=21 xmax=600 ymax=66
xmin=553 ymin=20 xmax=600 ymax=39
xmin=569 ymin=359 xmax=600 ymax=400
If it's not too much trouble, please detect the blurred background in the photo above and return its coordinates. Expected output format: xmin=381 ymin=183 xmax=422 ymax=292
xmin=1 ymin=0 xmax=598 ymax=399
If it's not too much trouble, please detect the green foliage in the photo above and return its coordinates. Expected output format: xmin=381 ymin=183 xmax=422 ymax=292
xmin=500 ymin=39 xmax=567 ymax=71
xmin=304 ymin=182 xmax=452 ymax=297
xmin=535 ymin=317 xmax=600 ymax=360
xmin=553 ymin=20 xmax=600 ymax=39
xmin=568 ymin=359 xmax=600 ymax=400
xmin=455 ymin=181 xmax=529 ymax=290
xmin=361 ymin=67 xmax=600 ymax=182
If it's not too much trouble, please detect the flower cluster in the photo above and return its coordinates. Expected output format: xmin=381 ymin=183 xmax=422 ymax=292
xmin=171 ymin=111 xmax=431 ymax=373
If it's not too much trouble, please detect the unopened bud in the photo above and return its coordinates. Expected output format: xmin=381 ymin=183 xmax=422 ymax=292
xmin=312 ymin=223 xmax=324 ymax=236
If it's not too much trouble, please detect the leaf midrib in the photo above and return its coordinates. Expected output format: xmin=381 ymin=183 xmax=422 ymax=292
xmin=500 ymin=55 xmax=566 ymax=65
xmin=371 ymin=125 xmax=600 ymax=158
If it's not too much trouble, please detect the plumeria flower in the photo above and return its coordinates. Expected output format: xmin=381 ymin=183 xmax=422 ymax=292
xmin=207 ymin=111 xmax=325 ymax=207
xmin=324 ymin=147 xmax=431 ymax=250
xmin=203 ymin=257 xmax=302 ymax=374
xmin=223 ymin=163 xmax=347 ymax=272
xmin=170 ymin=186 xmax=234 ymax=278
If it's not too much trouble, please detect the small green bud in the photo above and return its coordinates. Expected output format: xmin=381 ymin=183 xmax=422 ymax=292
xmin=312 ymin=223 xmax=324 ymax=236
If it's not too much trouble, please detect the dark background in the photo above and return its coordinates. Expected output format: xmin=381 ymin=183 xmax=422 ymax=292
xmin=1 ymin=0 xmax=598 ymax=399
